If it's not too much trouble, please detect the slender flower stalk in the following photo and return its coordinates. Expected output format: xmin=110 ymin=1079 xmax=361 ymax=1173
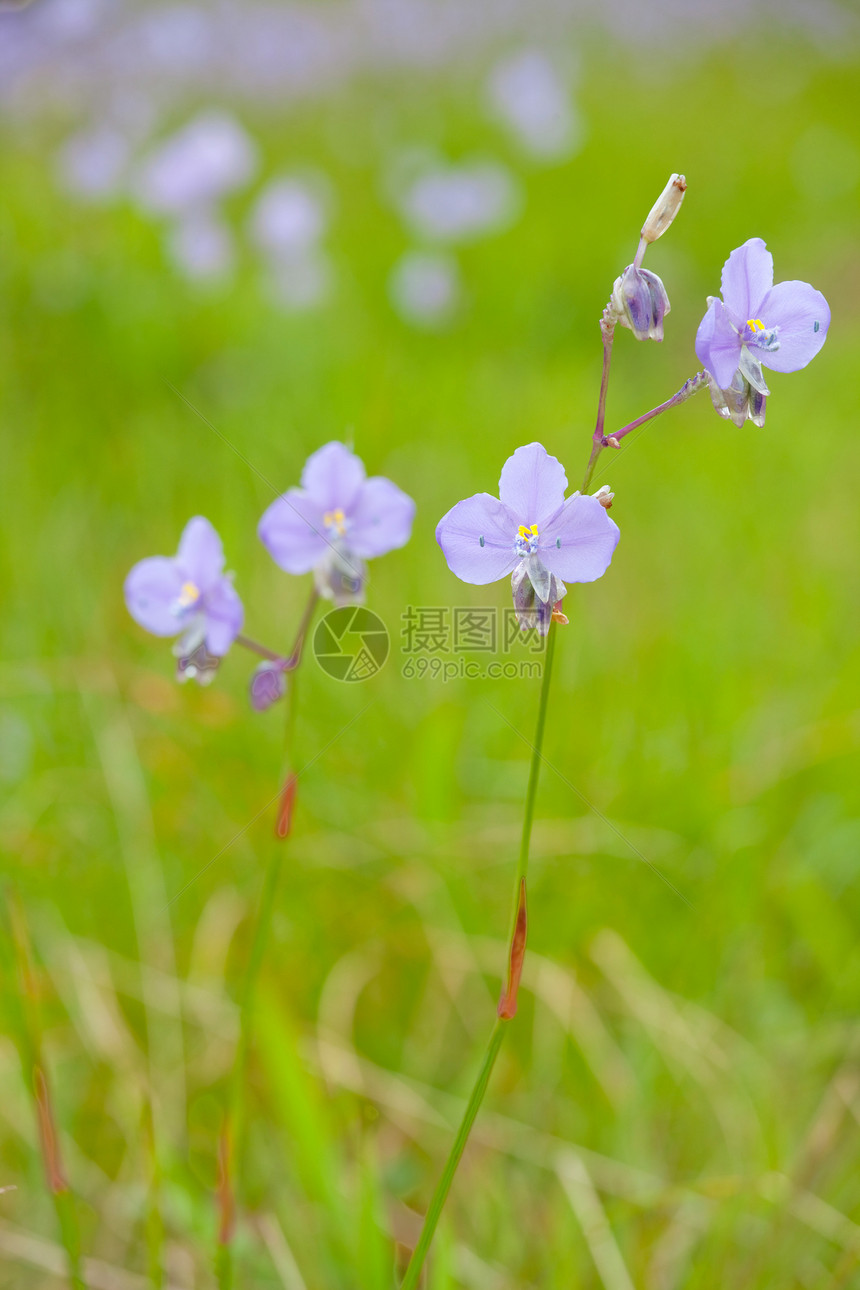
xmin=216 ymin=592 xmax=317 ymax=1289
xmin=604 ymin=370 xmax=709 ymax=447
xmin=400 ymin=625 xmax=558 ymax=1287
xmin=399 ymin=1021 xmax=506 ymax=1290
xmin=235 ymin=634 xmax=286 ymax=664
xmin=582 ymin=304 xmax=617 ymax=491
xmin=510 ymin=622 xmax=556 ymax=926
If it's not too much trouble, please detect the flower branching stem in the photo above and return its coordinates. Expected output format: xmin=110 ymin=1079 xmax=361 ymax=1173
xmin=235 ymin=590 xmax=319 ymax=672
xmin=399 ymin=624 xmax=558 ymax=1288
xmin=606 ymin=370 xmax=708 ymax=447
xmin=235 ymin=634 xmax=284 ymax=664
xmin=583 ymin=369 xmax=708 ymax=491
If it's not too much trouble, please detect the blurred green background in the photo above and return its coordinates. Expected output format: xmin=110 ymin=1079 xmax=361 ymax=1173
xmin=2 ymin=2 xmax=860 ymax=1286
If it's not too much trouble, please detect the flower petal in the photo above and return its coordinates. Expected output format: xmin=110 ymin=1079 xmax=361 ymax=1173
xmin=758 ymin=279 xmax=831 ymax=373
xmin=300 ymin=441 xmax=366 ymax=511
xmin=349 ymin=476 xmax=416 ymax=559
xmin=203 ymin=577 xmax=244 ymax=655
xmin=436 ymin=493 xmax=518 ymax=584
xmin=176 ymin=516 xmax=225 ymax=592
xmin=720 ymin=237 xmax=773 ymax=323
xmin=695 ymin=298 xmax=742 ymax=389
xmin=498 ymin=442 xmax=568 ymax=525
xmin=124 ymin=556 xmax=185 ymax=636
xmin=258 ymin=488 xmax=329 ymax=573
xmin=539 ymin=494 xmax=620 ymax=583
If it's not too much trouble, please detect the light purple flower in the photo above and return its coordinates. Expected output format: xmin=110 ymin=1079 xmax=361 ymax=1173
xmin=436 ymin=443 xmax=619 ymax=635
xmin=132 ymin=111 xmax=258 ymax=216
xmin=695 ymin=238 xmax=830 ymax=425
xmin=486 ymin=50 xmax=580 ymax=161
xmin=258 ymin=442 xmax=415 ymax=605
xmin=389 ymin=250 xmax=461 ymax=328
xmin=397 ymin=160 xmax=521 ymax=243
xmin=58 ymin=125 xmax=131 ymax=201
xmin=248 ymin=177 xmax=328 ymax=255
xmin=166 ymin=210 xmax=234 ymax=282
xmin=124 ymin=516 xmax=244 ymax=665
xmin=264 ymin=250 xmax=333 ymax=312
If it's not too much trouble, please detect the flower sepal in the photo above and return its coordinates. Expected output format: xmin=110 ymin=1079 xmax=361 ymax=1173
xmin=313 ymin=541 xmax=367 ymax=606
xmin=511 ymin=559 xmax=567 ymax=636
xmin=707 ymin=370 xmax=767 ymax=429
xmin=736 ymin=345 xmax=770 ymax=397
xmin=173 ymin=626 xmax=222 ymax=685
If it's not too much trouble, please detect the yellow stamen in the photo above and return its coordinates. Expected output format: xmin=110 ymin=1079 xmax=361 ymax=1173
xmin=323 ymin=508 xmax=346 ymax=536
xmin=176 ymin=581 xmax=200 ymax=609
xmin=747 ymin=318 xmax=766 ymax=332
xmin=517 ymin=523 xmax=539 ymax=539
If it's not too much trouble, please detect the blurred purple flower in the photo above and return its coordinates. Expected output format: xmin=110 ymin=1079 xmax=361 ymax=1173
xmin=133 ymin=5 xmax=215 ymax=73
xmin=249 ymin=176 xmax=328 ymax=254
xmin=389 ymin=250 xmax=461 ymax=328
xmin=264 ymin=250 xmax=333 ymax=311
xmin=57 ymin=124 xmax=131 ymax=200
xmin=436 ymin=443 xmax=619 ymax=635
xmin=166 ymin=210 xmax=234 ymax=281
xmin=486 ymin=50 xmax=580 ymax=160
xmin=695 ymin=237 xmax=830 ymax=426
xmin=132 ymin=110 xmax=258 ymax=215
xmin=249 ymin=660 xmax=287 ymax=711
xmin=398 ymin=160 xmax=520 ymax=243
xmin=125 ymin=517 xmax=244 ymax=669
xmin=258 ymin=442 xmax=415 ymax=605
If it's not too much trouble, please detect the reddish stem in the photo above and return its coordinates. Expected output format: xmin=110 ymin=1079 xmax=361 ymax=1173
xmin=34 ymin=1066 xmax=66 ymax=1195
xmin=498 ymin=880 xmax=528 ymax=1020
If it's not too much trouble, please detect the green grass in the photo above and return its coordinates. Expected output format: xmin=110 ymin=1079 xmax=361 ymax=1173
xmin=1 ymin=25 xmax=860 ymax=1289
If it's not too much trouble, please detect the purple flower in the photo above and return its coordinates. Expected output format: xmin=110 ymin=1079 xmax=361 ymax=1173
xmin=695 ymin=238 xmax=830 ymax=426
xmin=132 ymin=111 xmax=258 ymax=216
xmin=435 ymin=443 xmax=619 ymax=635
xmin=258 ymin=442 xmax=415 ymax=605
xmin=124 ymin=517 xmax=244 ymax=669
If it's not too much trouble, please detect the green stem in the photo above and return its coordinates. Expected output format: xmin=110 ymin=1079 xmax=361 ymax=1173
xmin=216 ymin=594 xmax=317 ymax=1287
xmin=400 ymin=628 xmax=558 ymax=1286
xmin=508 ymin=623 xmax=556 ymax=940
xmin=53 ymin=1189 xmax=87 ymax=1290
xmin=399 ymin=1021 xmax=506 ymax=1290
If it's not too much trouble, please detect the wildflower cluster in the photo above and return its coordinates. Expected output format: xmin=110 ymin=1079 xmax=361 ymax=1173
xmin=125 ymin=441 xmax=415 ymax=705
xmin=121 ymin=173 xmax=831 ymax=1287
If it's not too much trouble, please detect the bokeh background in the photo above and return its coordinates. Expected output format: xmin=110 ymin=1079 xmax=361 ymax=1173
xmin=2 ymin=1 xmax=860 ymax=1285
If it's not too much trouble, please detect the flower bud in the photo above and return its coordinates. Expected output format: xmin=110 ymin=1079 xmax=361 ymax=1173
xmin=249 ymin=660 xmax=286 ymax=712
xmin=592 ymin=485 xmax=614 ymax=509
xmin=612 ymin=265 xmax=670 ymax=341
xmin=641 ymin=173 xmax=686 ymax=244
xmin=706 ymin=371 xmax=767 ymax=429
